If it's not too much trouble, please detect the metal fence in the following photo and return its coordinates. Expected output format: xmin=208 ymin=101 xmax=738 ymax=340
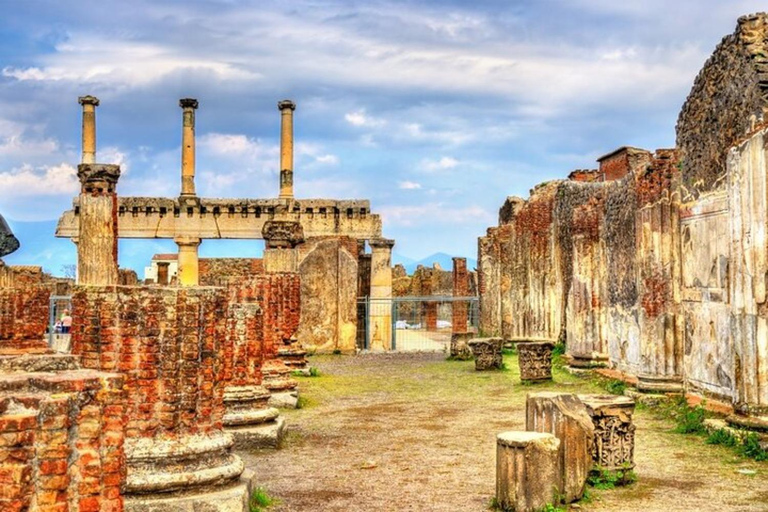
xmin=357 ymin=296 xmax=479 ymax=352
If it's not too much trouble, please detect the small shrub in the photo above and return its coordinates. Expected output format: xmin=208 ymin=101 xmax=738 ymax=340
xmin=587 ymin=465 xmax=636 ymax=489
xmin=309 ymin=366 xmax=320 ymax=377
xmin=249 ymin=487 xmax=278 ymax=512
xmin=552 ymin=342 xmax=565 ymax=357
xmin=738 ymin=433 xmax=768 ymax=461
xmin=487 ymin=496 xmax=502 ymax=510
xmin=673 ymin=404 xmax=707 ymax=435
xmin=602 ymin=378 xmax=627 ymax=396
xmin=706 ymin=428 xmax=738 ymax=447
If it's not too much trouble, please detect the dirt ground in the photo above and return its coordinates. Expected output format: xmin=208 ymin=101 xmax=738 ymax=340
xmin=240 ymin=352 xmax=768 ymax=512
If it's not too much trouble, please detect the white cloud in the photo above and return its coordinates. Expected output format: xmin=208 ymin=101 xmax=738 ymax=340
xmin=380 ymin=203 xmax=494 ymax=227
xmin=0 ymin=163 xmax=79 ymax=197
xmin=399 ymin=181 xmax=422 ymax=190
xmin=345 ymin=110 xmax=386 ymax=127
xmin=315 ymin=154 xmax=340 ymax=165
xmin=420 ymin=156 xmax=459 ymax=172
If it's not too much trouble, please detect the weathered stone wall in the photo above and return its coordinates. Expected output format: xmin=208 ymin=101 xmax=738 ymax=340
xmin=296 ymin=237 xmax=358 ymax=353
xmin=199 ymin=258 xmax=265 ymax=286
xmin=677 ymin=13 xmax=768 ymax=198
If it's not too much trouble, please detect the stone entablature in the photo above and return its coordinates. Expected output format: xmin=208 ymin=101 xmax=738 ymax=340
xmin=57 ymin=197 xmax=381 ymax=240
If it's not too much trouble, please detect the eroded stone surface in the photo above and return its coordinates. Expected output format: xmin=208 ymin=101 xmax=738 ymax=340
xmin=579 ymin=394 xmax=636 ymax=471
xmin=517 ymin=341 xmax=554 ymax=382
xmin=526 ymin=392 xmax=595 ymax=503
xmin=468 ymin=337 xmax=503 ymax=370
xmin=496 ymin=431 xmax=561 ymax=512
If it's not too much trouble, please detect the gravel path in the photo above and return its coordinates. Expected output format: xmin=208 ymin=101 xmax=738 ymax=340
xmin=239 ymin=353 xmax=768 ymax=512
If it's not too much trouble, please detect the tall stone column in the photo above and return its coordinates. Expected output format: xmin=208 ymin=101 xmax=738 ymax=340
xmin=452 ymin=257 xmax=469 ymax=332
xmin=278 ymin=100 xmax=296 ymax=199
xmin=78 ymin=95 xmax=99 ymax=164
xmin=369 ymin=238 xmax=394 ymax=350
xmin=179 ymin=98 xmax=199 ymax=197
xmin=176 ymin=236 xmax=201 ymax=287
xmin=77 ymin=163 xmax=120 ymax=286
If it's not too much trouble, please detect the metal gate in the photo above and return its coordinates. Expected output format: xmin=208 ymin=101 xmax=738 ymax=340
xmin=357 ymin=296 xmax=479 ymax=352
xmin=48 ymin=295 xmax=73 ymax=352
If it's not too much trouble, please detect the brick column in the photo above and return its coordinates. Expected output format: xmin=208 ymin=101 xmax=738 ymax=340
xmin=78 ymin=95 xmax=99 ymax=164
xmin=452 ymin=257 xmax=469 ymax=332
xmin=369 ymin=238 xmax=394 ymax=350
xmin=77 ymin=163 xmax=120 ymax=286
xmin=71 ymin=286 xmax=248 ymax=510
xmin=278 ymin=100 xmax=296 ymax=199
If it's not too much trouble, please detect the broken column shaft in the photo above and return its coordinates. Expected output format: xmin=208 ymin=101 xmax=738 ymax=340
xmin=180 ymin=98 xmax=198 ymax=197
xmin=369 ymin=238 xmax=395 ymax=350
xmin=77 ymin=163 xmax=121 ymax=286
xmin=78 ymin=95 xmax=99 ymax=164
xmin=176 ymin=236 xmax=201 ymax=287
xmin=278 ymin=100 xmax=296 ymax=199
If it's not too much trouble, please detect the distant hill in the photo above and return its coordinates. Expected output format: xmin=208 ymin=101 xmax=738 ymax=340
xmin=399 ymin=252 xmax=477 ymax=274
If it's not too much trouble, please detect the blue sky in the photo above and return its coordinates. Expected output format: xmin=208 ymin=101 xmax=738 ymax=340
xmin=0 ymin=0 xmax=765 ymax=275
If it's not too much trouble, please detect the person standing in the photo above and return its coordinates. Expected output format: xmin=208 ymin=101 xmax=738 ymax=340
xmin=61 ymin=309 xmax=73 ymax=334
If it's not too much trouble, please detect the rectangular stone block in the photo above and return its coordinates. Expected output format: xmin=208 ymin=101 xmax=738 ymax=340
xmin=497 ymin=431 xmax=561 ymax=512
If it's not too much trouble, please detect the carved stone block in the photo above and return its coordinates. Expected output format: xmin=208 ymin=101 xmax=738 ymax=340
xmin=468 ymin=337 xmax=503 ymax=370
xmin=517 ymin=341 xmax=554 ymax=381
xmin=579 ymin=394 xmax=636 ymax=471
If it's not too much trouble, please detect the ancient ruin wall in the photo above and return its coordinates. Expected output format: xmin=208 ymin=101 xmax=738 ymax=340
xmin=677 ymin=14 xmax=768 ymax=198
xmin=199 ymin=258 xmax=265 ymax=286
xmin=71 ymin=286 xmax=228 ymax=438
xmin=0 ymin=287 xmax=49 ymax=354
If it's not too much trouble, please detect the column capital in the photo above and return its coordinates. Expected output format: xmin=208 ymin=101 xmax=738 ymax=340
xmin=369 ymin=238 xmax=395 ymax=250
xmin=278 ymin=99 xmax=296 ymax=111
xmin=77 ymin=163 xmax=121 ymax=193
xmin=174 ymin=236 xmax=201 ymax=247
xmin=78 ymin=95 xmax=100 ymax=107
xmin=179 ymin=98 xmax=199 ymax=110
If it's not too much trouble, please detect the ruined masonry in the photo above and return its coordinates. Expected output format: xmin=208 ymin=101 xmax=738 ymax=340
xmin=479 ymin=13 xmax=768 ymax=427
xmin=57 ymin=98 xmax=394 ymax=354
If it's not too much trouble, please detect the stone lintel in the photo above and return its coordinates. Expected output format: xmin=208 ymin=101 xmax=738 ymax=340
xmin=369 ymin=237 xmax=395 ymax=249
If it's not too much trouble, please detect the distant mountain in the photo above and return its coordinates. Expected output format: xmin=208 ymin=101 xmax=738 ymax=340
xmin=400 ymin=252 xmax=478 ymax=274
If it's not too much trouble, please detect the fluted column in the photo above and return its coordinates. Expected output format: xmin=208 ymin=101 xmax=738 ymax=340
xmin=78 ymin=95 xmax=99 ymax=164
xmin=77 ymin=164 xmax=121 ymax=285
xmin=278 ymin=100 xmax=296 ymax=199
xmin=180 ymin=98 xmax=199 ymax=197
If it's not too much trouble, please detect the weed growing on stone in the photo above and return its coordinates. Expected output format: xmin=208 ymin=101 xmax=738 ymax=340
xmin=587 ymin=465 xmax=637 ymax=490
xmin=672 ymin=404 xmax=707 ymax=435
xmin=738 ymin=433 xmax=768 ymax=461
xmin=309 ymin=366 xmax=320 ymax=377
xmin=600 ymin=378 xmax=627 ymax=396
xmin=706 ymin=428 xmax=738 ymax=447
xmin=249 ymin=487 xmax=278 ymax=512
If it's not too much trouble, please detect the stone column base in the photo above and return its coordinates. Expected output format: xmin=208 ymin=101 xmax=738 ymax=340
xmin=262 ymin=359 xmax=299 ymax=408
xmin=124 ymin=480 xmax=249 ymax=512
xmin=228 ymin=416 xmax=286 ymax=450
xmin=637 ymin=374 xmax=683 ymax=394
xmin=568 ymin=352 xmax=609 ymax=369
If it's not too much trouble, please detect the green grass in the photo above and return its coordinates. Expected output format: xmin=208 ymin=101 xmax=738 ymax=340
xmin=706 ymin=428 xmax=738 ymax=447
xmin=737 ymin=433 xmax=768 ymax=461
xmin=249 ymin=487 xmax=278 ymax=512
xmin=587 ymin=465 xmax=637 ymax=490
xmin=600 ymin=378 xmax=627 ymax=396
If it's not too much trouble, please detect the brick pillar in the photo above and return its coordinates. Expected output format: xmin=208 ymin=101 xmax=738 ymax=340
xmin=278 ymin=100 xmax=296 ymax=199
xmin=78 ymin=95 xmax=99 ymax=164
xmin=71 ymin=286 xmax=248 ymax=510
xmin=369 ymin=238 xmax=394 ymax=350
xmin=77 ymin=163 xmax=120 ymax=286
xmin=452 ymin=257 xmax=469 ymax=333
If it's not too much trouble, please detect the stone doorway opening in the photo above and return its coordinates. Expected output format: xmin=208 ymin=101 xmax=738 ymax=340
xmin=48 ymin=294 xmax=73 ymax=352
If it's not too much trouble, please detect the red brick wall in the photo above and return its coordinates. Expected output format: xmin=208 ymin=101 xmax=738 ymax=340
xmin=599 ymin=152 xmax=630 ymax=181
xmin=71 ymin=286 xmax=228 ymax=438
xmin=227 ymin=274 xmax=301 ymax=361
xmin=0 ymin=287 xmax=50 ymax=354
xmin=0 ymin=371 xmax=125 ymax=512
xmin=452 ymin=258 xmax=469 ymax=333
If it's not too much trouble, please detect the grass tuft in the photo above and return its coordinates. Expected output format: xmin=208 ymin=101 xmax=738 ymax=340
xmin=249 ymin=487 xmax=278 ymax=512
